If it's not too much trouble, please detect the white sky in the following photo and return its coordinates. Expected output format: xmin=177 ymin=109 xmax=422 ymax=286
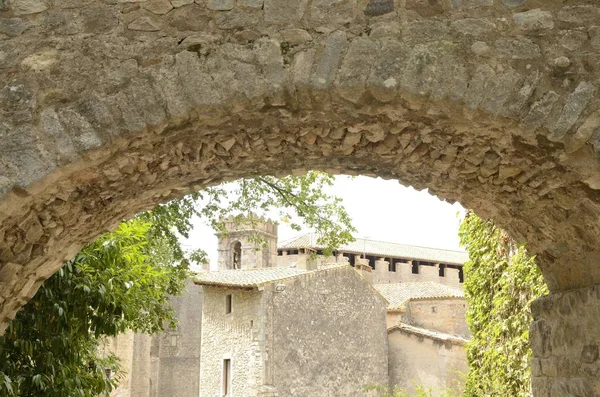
xmin=180 ymin=175 xmax=466 ymax=269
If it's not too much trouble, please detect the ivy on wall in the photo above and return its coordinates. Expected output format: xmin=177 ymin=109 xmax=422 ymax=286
xmin=459 ymin=211 xmax=548 ymax=397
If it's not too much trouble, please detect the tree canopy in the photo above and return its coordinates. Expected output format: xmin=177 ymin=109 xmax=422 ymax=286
xmin=459 ymin=211 xmax=548 ymax=397
xmin=0 ymin=172 xmax=355 ymax=396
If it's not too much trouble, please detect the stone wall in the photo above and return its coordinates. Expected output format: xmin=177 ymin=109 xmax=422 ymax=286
xmin=153 ymin=282 xmax=203 ymax=397
xmin=278 ymin=254 xmax=463 ymax=287
xmin=406 ymin=299 xmax=470 ymax=338
xmin=388 ymin=326 xmax=468 ymax=395
xmin=200 ymin=286 xmax=265 ymax=397
xmin=105 ymin=281 xmax=203 ymax=397
xmin=269 ymin=266 xmax=389 ymax=396
xmin=530 ymin=287 xmax=600 ymax=397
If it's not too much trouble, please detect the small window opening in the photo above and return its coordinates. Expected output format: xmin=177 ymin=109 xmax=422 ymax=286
xmin=411 ymin=262 xmax=419 ymax=274
xmin=347 ymin=254 xmax=355 ymax=267
xmin=250 ymin=320 xmax=254 ymax=328
xmin=439 ymin=264 xmax=445 ymax=277
xmin=459 ymin=267 xmax=465 ymax=283
xmin=223 ymin=359 xmax=231 ymax=396
xmin=225 ymin=294 xmax=232 ymax=314
xmin=432 ymin=306 xmax=437 ymax=313
xmin=232 ymin=242 xmax=242 ymax=269
xmin=389 ymin=260 xmax=396 ymax=272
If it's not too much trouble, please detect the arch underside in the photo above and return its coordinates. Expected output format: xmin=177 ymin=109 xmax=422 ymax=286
xmin=0 ymin=0 xmax=599 ymax=334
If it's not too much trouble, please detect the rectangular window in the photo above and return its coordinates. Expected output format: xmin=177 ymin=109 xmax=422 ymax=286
xmin=223 ymin=358 xmax=231 ymax=396
xmin=225 ymin=294 xmax=232 ymax=314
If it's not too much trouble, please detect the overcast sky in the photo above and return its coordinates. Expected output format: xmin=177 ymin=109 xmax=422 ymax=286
xmin=180 ymin=175 xmax=466 ymax=269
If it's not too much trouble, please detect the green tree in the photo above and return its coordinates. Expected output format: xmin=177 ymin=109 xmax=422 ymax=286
xmin=459 ymin=211 xmax=548 ymax=397
xmin=141 ymin=171 xmax=356 ymax=261
xmin=0 ymin=220 xmax=183 ymax=397
xmin=0 ymin=172 xmax=355 ymax=396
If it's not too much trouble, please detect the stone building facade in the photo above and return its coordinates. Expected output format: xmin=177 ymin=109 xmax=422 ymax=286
xmin=374 ymin=282 xmax=470 ymax=395
xmin=113 ymin=221 xmax=470 ymax=396
xmin=388 ymin=325 xmax=468 ymax=396
xmin=106 ymin=281 xmax=204 ymax=397
xmin=197 ymin=265 xmax=389 ymax=397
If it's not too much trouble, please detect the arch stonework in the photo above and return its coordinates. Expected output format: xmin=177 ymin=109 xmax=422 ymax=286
xmin=0 ymin=0 xmax=599 ymax=394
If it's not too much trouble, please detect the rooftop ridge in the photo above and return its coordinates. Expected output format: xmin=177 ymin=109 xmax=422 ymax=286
xmin=279 ymin=233 xmax=467 ymax=254
xmin=193 ymin=263 xmax=351 ymax=288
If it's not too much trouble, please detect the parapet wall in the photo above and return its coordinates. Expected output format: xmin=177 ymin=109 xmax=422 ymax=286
xmin=276 ymin=253 xmax=463 ymax=288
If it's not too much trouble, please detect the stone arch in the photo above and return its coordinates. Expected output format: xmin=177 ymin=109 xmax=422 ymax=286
xmin=1 ymin=0 xmax=600 ymax=394
xmin=231 ymin=241 xmax=242 ymax=270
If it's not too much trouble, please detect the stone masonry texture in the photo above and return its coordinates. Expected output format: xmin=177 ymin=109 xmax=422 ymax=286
xmin=0 ymin=0 xmax=599 ymax=395
xmin=269 ymin=266 xmax=388 ymax=396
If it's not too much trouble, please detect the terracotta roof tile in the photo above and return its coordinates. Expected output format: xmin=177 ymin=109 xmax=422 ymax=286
xmin=389 ymin=323 xmax=469 ymax=345
xmin=373 ymin=282 xmax=464 ymax=310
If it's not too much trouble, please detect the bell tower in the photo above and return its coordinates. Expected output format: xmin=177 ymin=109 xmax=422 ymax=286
xmin=216 ymin=216 xmax=278 ymax=270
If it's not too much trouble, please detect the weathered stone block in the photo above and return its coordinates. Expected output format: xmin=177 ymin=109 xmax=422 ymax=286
xmin=530 ymin=319 xmax=552 ymax=358
xmin=310 ymin=0 xmax=357 ymax=27
xmin=128 ymin=16 xmax=163 ymax=31
xmin=335 ymin=38 xmax=378 ymax=104
xmin=171 ymin=0 xmax=193 ymax=7
xmin=280 ymin=29 xmax=312 ymax=45
xmin=264 ymin=0 xmax=309 ymax=24
xmin=450 ymin=18 xmax=496 ymax=37
xmin=142 ymin=0 xmax=173 ymax=14
xmin=0 ymin=263 xmax=22 ymax=285
xmin=207 ymin=0 xmax=233 ymax=11
xmin=239 ymin=0 xmax=263 ymax=8
xmin=500 ymin=0 xmax=526 ymax=7
xmin=495 ymin=37 xmax=541 ymax=59
xmin=10 ymin=0 xmax=47 ymax=15
xmin=405 ymin=20 xmax=450 ymax=44
xmin=215 ymin=10 xmax=260 ymax=30
xmin=57 ymin=108 xmax=103 ymax=150
xmin=564 ymin=110 xmax=600 ymax=154
xmin=81 ymin=6 xmax=119 ymax=34
xmin=405 ymin=0 xmax=442 ymax=17
xmin=521 ymin=91 xmax=559 ymax=129
xmin=513 ymin=9 xmax=554 ymax=32
xmin=548 ymin=81 xmax=596 ymax=142
xmin=581 ymin=344 xmax=599 ymax=364
xmin=0 ymin=18 xmax=30 ymax=36
xmin=311 ymin=31 xmax=347 ymax=90
xmin=175 ymin=51 xmax=222 ymax=106
xmin=169 ymin=5 xmax=210 ymax=31
xmin=450 ymin=0 xmax=493 ymax=9
xmin=558 ymin=6 xmax=600 ymax=25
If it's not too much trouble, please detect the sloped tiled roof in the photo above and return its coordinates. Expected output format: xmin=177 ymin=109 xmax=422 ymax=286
xmin=278 ymin=234 xmax=468 ymax=265
xmin=193 ymin=264 xmax=349 ymax=289
xmin=389 ymin=323 xmax=469 ymax=345
xmin=374 ymin=282 xmax=464 ymax=311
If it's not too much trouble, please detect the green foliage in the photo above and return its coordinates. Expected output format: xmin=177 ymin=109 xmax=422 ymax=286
xmin=0 ymin=219 xmax=187 ymax=397
xmin=142 ymin=171 xmax=356 ymax=261
xmin=459 ymin=212 xmax=548 ymax=397
xmin=365 ymin=384 xmax=461 ymax=397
